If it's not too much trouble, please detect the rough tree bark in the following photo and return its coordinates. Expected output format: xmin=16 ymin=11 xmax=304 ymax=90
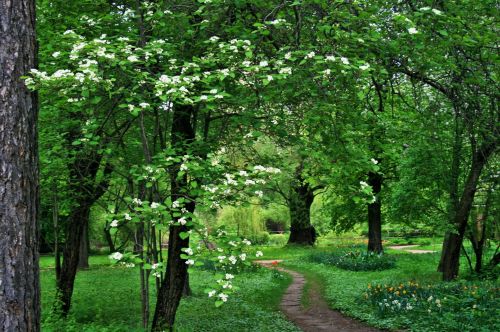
xmin=367 ymin=171 xmax=383 ymax=253
xmin=0 ymin=0 xmax=40 ymax=330
xmin=152 ymin=104 xmax=196 ymax=331
xmin=287 ymin=163 xmax=317 ymax=246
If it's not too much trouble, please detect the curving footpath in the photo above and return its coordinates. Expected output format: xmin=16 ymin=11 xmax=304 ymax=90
xmin=256 ymin=260 xmax=381 ymax=332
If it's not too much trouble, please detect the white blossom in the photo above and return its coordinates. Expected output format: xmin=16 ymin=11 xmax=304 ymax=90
xmin=360 ymin=63 xmax=370 ymax=71
xmin=110 ymin=219 xmax=119 ymax=227
xmin=305 ymin=51 xmax=315 ymax=59
xmin=218 ymin=293 xmax=228 ymax=302
xmin=255 ymin=251 xmax=263 ymax=257
xmin=110 ymin=252 xmax=123 ymax=260
xmin=408 ymin=27 xmax=418 ymax=34
xmin=127 ymin=55 xmax=139 ymax=62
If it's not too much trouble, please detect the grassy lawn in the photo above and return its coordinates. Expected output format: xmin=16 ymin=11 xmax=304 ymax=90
xmin=39 ymin=240 xmax=498 ymax=332
xmin=261 ymin=245 xmax=499 ymax=332
xmin=40 ymin=257 xmax=299 ymax=332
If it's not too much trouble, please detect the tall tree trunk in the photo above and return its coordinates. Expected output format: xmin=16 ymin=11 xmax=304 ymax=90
xmin=288 ymin=164 xmax=316 ymax=246
xmin=439 ymin=114 xmax=463 ymax=272
xmin=0 ymin=0 xmax=40 ymax=330
xmin=367 ymin=171 xmax=383 ymax=253
xmin=104 ymin=225 xmax=116 ymax=253
xmin=152 ymin=104 xmax=196 ymax=331
xmin=440 ymin=142 xmax=496 ymax=281
xmin=78 ymin=222 xmax=90 ymax=269
xmin=55 ymin=158 xmax=112 ymax=315
xmin=53 ymin=190 xmax=61 ymax=281
xmin=57 ymin=203 xmax=91 ymax=314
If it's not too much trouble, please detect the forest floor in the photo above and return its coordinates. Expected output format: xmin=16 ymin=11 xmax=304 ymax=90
xmin=256 ymin=260 xmax=381 ymax=332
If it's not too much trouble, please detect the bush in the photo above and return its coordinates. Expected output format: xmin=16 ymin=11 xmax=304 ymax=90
xmin=247 ymin=231 xmax=270 ymax=245
xmin=309 ymin=249 xmax=396 ymax=271
xmin=364 ymin=281 xmax=500 ymax=331
xmin=268 ymin=234 xmax=288 ymax=247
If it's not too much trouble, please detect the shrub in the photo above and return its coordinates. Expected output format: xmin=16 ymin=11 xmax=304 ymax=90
xmin=247 ymin=231 xmax=270 ymax=245
xmin=309 ymin=249 xmax=396 ymax=271
xmin=268 ymin=234 xmax=288 ymax=247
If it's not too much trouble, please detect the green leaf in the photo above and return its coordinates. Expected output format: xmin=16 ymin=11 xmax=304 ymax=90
xmin=179 ymin=232 xmax=189 ymax=240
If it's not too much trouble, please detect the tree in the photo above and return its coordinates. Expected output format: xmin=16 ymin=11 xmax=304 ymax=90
xmin=0 ymin=0 xmax=40 ymax=330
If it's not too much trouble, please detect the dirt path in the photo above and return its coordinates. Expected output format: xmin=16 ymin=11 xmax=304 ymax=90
xmin=256 ymin=260 xmax=381 ymax=332
xmin=388 ymin=245 xmax=436 ymax=254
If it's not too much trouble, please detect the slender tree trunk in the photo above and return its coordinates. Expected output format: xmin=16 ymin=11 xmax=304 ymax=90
xmin=78 ymin=223 xmax=90 ymax=269
xmin=56 ymin=204 xmax=91 ymax=314
xmin=0 ymin=0 xmax=39 ymax=329
xmin=439 ymin=114 xmax=463 ymax=272
xmin=152 ymin=104 xmax=196 ymax=331
xmin=53 ymin=190 xmax=61 ymax=280
xmin=288 ymin=164 xmax=316 ymax=246
xmin=440 ymin=142 xmax=496 ymax=281
xmin=104 ymin=226 xmax=116 ymax=253
xmin=367 ymin=171 xmax=383 ymax=253
xmin=55 ymin=155 xmax=112 ymax=314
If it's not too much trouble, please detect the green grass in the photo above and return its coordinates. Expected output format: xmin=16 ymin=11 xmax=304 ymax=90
xmin=40 ymin=257 xmax=299 ymax=331
xmin=39 ymin=239 xmax=499 ymax=331
xmin=261 ymin=244 xmax=499 ymax=331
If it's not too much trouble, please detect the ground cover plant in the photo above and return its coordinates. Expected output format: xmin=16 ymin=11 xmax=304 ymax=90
xmin=309 ymin=246 xmax=396 ymax=271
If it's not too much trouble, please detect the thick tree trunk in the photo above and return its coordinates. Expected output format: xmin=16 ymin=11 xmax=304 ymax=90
xmin=78 ymin=222 xmax=90 ymax=269
xmin=367 ymin=171 xmax=383 ymax=253
xmin=0 ymin=0 xmax=40 ymax=330
xmin=288 ymin=164 xmax=316 ymax=246
xmin=440 ymin=142 xmax=496 ymax=281
xmin=152 ymin=104 xmax=196 ymax=331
